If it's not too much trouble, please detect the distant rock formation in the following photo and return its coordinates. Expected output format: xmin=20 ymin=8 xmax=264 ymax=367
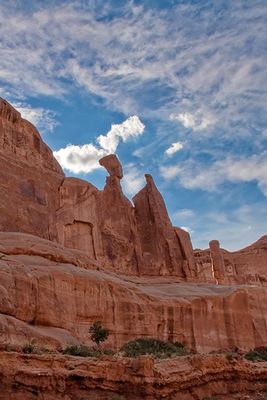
xmin=0 ymin=97 xmax=266 ymax=285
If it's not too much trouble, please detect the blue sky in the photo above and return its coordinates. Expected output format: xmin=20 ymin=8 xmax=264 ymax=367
xmin=1 ymin=0 xmax=267 ymax=250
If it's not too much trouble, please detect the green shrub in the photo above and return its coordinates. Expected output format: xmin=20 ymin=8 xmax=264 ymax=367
xmin=89 ymin=321 xmax=109 ymax=347
xmin=173 ymin=341 xmax=185 ymax=349
xmin=245 ymin=347 xmax=267 ymax=362
xmin=22 ymin=343 xmax=36 ymax=354
xmin=63 ymin=345 xmax=102 ymax=357
xmin=120 ymin=338 xmax=189 ymax=358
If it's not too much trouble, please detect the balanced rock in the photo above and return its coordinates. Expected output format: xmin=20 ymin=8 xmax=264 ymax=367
xmin=99 ymin=154 xmax=123 ymax=179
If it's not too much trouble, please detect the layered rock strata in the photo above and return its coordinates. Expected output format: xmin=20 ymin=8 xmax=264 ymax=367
xmin=0 ymin=232 xmax=267 ymax=353
xmin=0 ymin=351 xmax=266 ymax=400
xmin=0 ymin=98 xmax=267 ymax=362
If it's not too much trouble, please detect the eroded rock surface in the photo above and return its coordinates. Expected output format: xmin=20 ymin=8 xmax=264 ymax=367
xmin=0 ymin=351 xmax=266 ymax=400
xmin=0 ymin=232 xmax=267 ymax=353
xmin=1 ymin=98 xmax=266 ymax=282
xmin=0 ymin=98 xmax=64 ymax=241
xmin=1 ymin=98 xmax=267 ymax=398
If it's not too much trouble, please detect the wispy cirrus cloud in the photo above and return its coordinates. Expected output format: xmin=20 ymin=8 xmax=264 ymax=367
xmin=160 ymin=151 xmax=267 ymax=197
xmin=53 ymin=116 xmax=145 ymax=174
xmin=182 ymin=203 xmax=267 ymax=251
xmin=0 ymin=0 xmax=266 ymax=250
xmin=0 ymin=1 xmax=266 ymax=136
xmin=14 ymin=103 xmax=58 ymax=133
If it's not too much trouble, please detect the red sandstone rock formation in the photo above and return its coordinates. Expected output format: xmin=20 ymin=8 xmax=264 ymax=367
xmin=0 ymin=351 xmax=267 ymax=399
xmin=0 ymin=98 xmax=267 ymax=356
xmin=194 ymin=236 xmax=267 ymax=285
xmin=0 ymin=97 xmax=64 ymax=241
xmin=1 ymin=231 xmax=267 ymax=353
xmin=133 ymin=174 xmax=186 ymax=276
xmin=2 ymin=97 xmax=265 ymax=283
xmin=0 ymin=100 xmax=198 ymax=277
xmin=99 ymin=153 xmax=123 ymax=178
xmin=209 ymin=240 xmax=226 ymax=282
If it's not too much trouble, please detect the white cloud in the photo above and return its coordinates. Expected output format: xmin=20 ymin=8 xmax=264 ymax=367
xmin=97 ymin=116 xmax=145 ymax=153
xmin=180 ymin=226 xmax=194 ymax=234
xmin=160 ymin=151 xmax=267 ymax=197
xmin=174 ymin=209 xmax=195 ymax=219
xmin=170 ymin=112 xmax=214 ymax=131
xmin=0 ymin=1 xmax=266 ymax=137
xmin=53 ymin=144 xmax=106 ymax=174
xmin=160 ymin=165 xmax=181 ymax=180
xmin=122 ymin=163 xmax=145 ymax=196
xmin=188 ymin=203 xmax=267 ymax=251
xmin=13 ymin=103 xmax=58 ymax=133
xmin=53 ymin=116 xmax=145 ymax=174
xmin=165 ymin=141 xmax=184 ymax=156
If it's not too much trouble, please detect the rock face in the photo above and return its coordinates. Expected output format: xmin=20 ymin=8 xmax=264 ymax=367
xmin=195 ymin=236 xmax=267 ymax=285
xmin=0 ymin=98 xmax=64 ymax=241
xmin=0 ymin=351 xmax=267 ymax=400
xmin=56 ymin=158 xmax=196 ymax=276
xmin=0 ymin=98 xmax=267 ymax=363
xmin=1 ymin=97 xmax=266 ymax=282
xmin=133 ymin=175 xmax=192 ymax=277
xmin=99 ymin=153 xmax=123 ymax=178
xmin=1 ymin=231 xmax=267 ymax=353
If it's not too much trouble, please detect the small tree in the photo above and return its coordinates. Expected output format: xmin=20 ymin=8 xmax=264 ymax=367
xmin=89 ymin=321 xmax=109 ymax=349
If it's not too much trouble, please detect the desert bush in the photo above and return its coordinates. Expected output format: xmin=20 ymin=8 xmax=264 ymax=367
xmin=22 ymin=343 xmax=36 ymax=354
xmin=120 ymin=338 xmax=189 ymax=358
xmin=22 ymin=343 xmax=51 ymax=355
xmin=89 ymin=321 xmax=109 ymax=347
xmin=63 ymin=344 xmax=113 ymax=357
xmin=63 ymin=345 xmax=101 ymax=357
xmin=173 ymin=341 xmax=185 ymax=349
xmin=245 ymin=347 xmax=267 ymax=362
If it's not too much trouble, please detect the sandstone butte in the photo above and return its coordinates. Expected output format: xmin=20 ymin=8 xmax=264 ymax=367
xmin=0 ymin=97 xmax=267 ymax=399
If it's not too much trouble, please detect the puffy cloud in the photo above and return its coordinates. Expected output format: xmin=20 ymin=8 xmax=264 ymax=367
xmin=53 ymin=144 xmax=106 ymax=174
xmin=97 ymin=116 xmax=145 ymax=153
xmin=165 ymin=141 xmax=184 ymax=156
xmin=53 ymin=116 xmax=145 ymax=174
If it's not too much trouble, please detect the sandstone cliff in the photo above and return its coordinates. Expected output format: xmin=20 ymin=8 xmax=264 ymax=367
xmin=0 ymin=98 xmax=267 ymax=398
xmin=1 ymin=231 xmax=267 ymax=353
xmin=0 ymin=98 xmax=64 ymax=241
